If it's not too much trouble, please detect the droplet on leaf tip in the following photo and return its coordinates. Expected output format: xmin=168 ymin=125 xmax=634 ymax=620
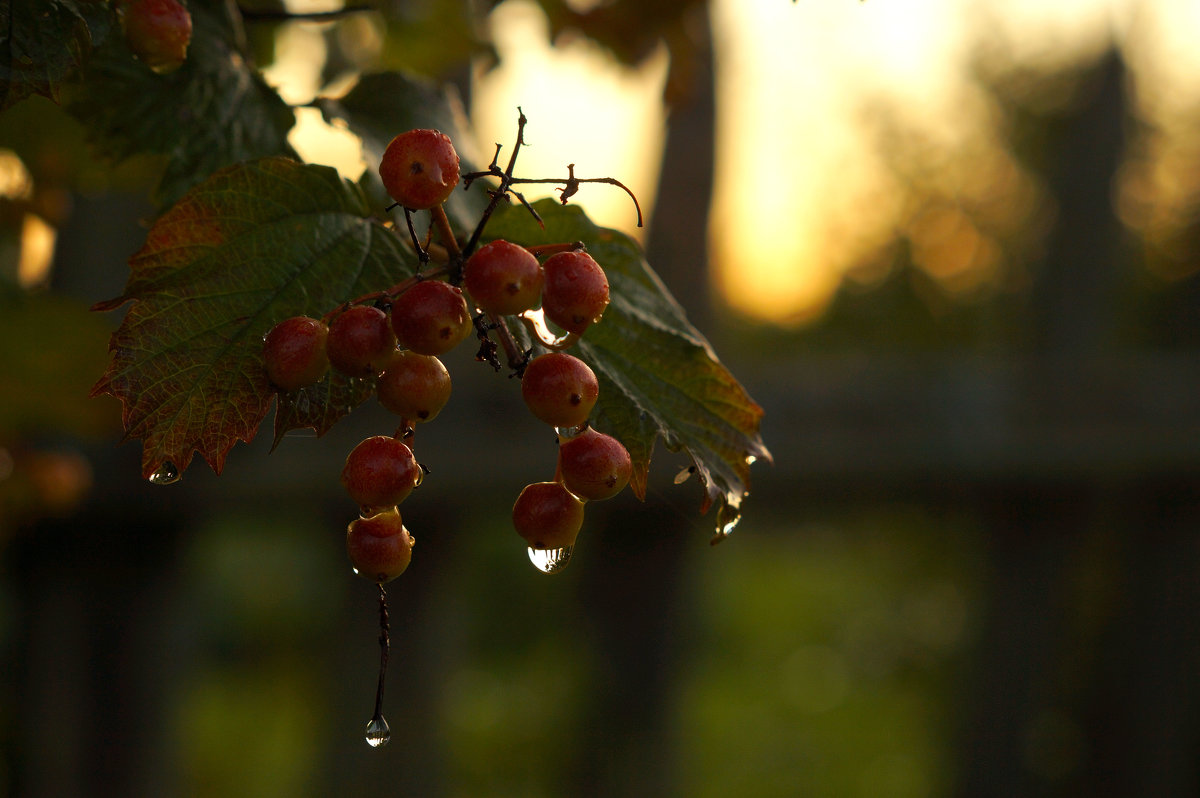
xmin=148 ymin=461 xmax=181 ymax=485
xmin=711 ymin=497 xmax=742 ymax=544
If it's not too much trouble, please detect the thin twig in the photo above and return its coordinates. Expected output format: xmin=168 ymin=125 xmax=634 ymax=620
xmin=372 ymin=583 xmax=389 ymax=721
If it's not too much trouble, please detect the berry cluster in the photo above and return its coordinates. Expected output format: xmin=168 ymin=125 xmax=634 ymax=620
xmin=261 ymin=123 xmax=639 ymax=744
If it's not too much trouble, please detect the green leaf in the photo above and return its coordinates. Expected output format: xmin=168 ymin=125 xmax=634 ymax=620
xmin=0 ymin=0 xmax=112 ymax=111
xmin=91 ymin=157 xmax=416 ymax=481
xmin=484 ymin=199 xmax=771 ymax=521
xmin=68 ymin=0 xmax=296 ymax=207
xmin=315 ymin=71 xmax=488 ymax=232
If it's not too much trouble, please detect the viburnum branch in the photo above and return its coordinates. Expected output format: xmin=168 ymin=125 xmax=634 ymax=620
xmin=429 ymin=204 xmax=466 ymax=283
xmin=402 ymin=208 xmax=430 ymax=266
xmin=490 ymin=314 xmax=527 ymax=373
xmin=473 ymin=314 xmax=502 ymax=372
xmin=511 ymin=164 xmax=644 ymax=228
xmin=523 ymin=241 xmax=586 ymax=257
xmin=461 ymin=108 xmax=542 ymax=257
xmin=430 ymin=205 xmax=461 ymax=259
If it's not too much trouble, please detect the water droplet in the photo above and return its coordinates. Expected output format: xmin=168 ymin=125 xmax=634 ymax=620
xmin=555 ymin=424 xmax=585 ymax=440
xmin=518 ymin=309 xmax=575 ymax=349
xmin=710 ymin=493 xmax=743 ymax=544
xmin=674 ymin=465 xmax=696 ymax=485
xmin=148 ymin=462 xmax=180 ymax=485
xmin=745 ymin=455 xmax=758 ymax=466
xmin=413 ymin=464 xmax=428 ymax=487
xmin=528 ymin=545 xmax=573 ymax=574
xmin=365 ymin=715 xmax=391 ymax=747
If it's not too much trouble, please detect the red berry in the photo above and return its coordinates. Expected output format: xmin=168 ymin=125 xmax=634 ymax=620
xmin=347 ymin=508 xmax=413 ymax=583
xmin=521 ymin=352 xmax=599 ymax=427
xmin=463 ymin=240 xmax=544 ymax=316
xmin=341 ymin=436 xmax=420 ymax=509
xmin=123 ymin=0 xmax=192 ymax=73
xmin=541 ymin=251 xmax=609 ymax=335
xmin=391 ymin=280 xmax=472 ymax=356
xmin=326 ymin=305 xmax=396 ymax=377
xmin=378 ymin=129 xmax=460 ymax=210
xmin=512 ymin=481 xmax=585 ymax=550
xmin=262 ymin=316 xmax=329 ymax=391
xmin=376 ymin=349 xmax=452 ymax=422
xmin=558 ymin=428 xmax=632 ymax=501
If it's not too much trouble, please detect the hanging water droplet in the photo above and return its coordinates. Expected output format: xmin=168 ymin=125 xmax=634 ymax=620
xmin=413 ymin=464 xmax=428 ymax=488
xmin=364 ymin=715 xmax=391 ymax=748
xmin=148 ymin=462 xmax=180 ymax=485
xmin=674 ymin=465 xmax=696 ymax=485
xmin=527 ymin=545 xmax=573 ymax=574
xmin=710 ymin=495 xmax=742 ymax=544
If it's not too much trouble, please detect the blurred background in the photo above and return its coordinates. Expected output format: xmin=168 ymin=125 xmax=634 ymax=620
xmin=3 ymin=0 xmax=1200 ymax=795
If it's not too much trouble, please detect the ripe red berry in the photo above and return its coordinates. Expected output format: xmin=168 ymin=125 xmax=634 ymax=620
xmin=390 ymin=280 xmax=472 ymax=356
xmin=326 ymin=305 xmax=396 ymax=377
xmin=521 ymin=352 xmax=599 ymax=427
xmin=346 ymin=508 xmax=413 ymax=583
xmin=376 ymin=349 xmax=452 ymax=422
xmin=341 ymin=436 xmax=421 ymax=509
xmin=541 ymin=251 xmax=610 ymax=335
xmin=123 ymin=0 xmax=193 ymax=74
xmin=262 ymin=316 xmax=330 ymax=391
xmin=463 ymin=240 xmax=544 ymax=316
xmin=512 ymin=481 xmax=585 ymax=550
xmin=558 ymin=428 xmax=632 ymax=501
xmin=378 ymin=129 xmax=461 ymax=210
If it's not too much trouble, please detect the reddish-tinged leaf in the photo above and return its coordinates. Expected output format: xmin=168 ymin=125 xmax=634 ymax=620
xmin=272 ymin=373 xmax=377 ymax=450
xmin=92 ymin=157 xmax=416 ymax=481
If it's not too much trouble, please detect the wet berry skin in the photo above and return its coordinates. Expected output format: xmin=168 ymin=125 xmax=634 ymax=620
xmin=512 ymin=481 xmax=585 ymax=550
xmin=540 ymin=251 xmax=609 ymax=334
xmin=347 ymin=508 xmax=413 ymax=583
xmin=262 ymin=316 xmax=329 ymax=391
xmin=326 ymin=305 xmax=396 ymax=377
xmin=463 ymin=239 xmax=544 ymax=316
xmin=558 ymin=428 xmax=632 ymax=501
xmin=520 ymin=352 xmax=599 ymax=428
xmin=341 ymin=435 xmax=421 ymax=509
xmin=390 ymin=280 xmax=472 ymax=356
xmin=376 ymin=349 xmax=452 ymax=422
xmin=378 ymin=129 xmax=461 ymax=210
